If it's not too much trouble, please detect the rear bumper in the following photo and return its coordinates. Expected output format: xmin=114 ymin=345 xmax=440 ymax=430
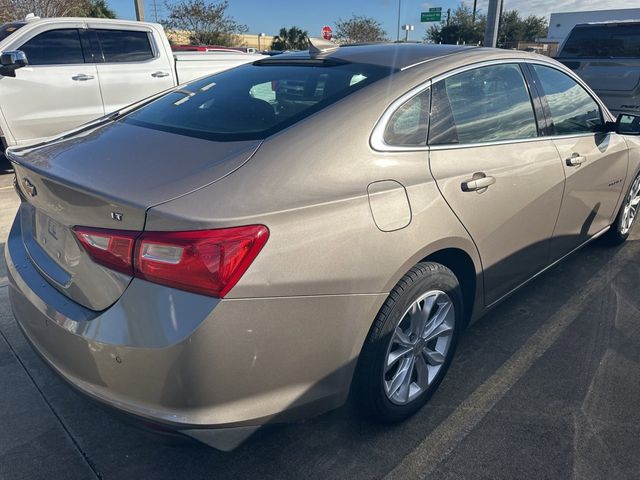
xmin=6 ymin=213 xmax=384 ymax=448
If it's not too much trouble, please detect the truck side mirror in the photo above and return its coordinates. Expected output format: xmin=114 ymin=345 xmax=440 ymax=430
xmin=616 ymin=113 xmax=640 ymax=135
xmin=0 ymin=50 xmax=28 ymax=78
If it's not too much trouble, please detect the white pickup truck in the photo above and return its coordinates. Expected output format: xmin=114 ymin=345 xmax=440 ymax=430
xmin=0 ymin=16 xmax=264 ymax=148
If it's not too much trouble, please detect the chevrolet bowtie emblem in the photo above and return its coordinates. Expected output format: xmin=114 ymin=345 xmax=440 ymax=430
xmin=22 ymin=178 xmax=37 ymax=197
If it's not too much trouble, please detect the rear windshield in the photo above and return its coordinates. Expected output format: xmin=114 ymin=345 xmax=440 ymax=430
xmin=123 ymin=60 xmax=397 ymax=141
xmin=0 ymin=22 xmax=26 ymax=42
xmin=559 ymin=24 xmax=640 ymax=58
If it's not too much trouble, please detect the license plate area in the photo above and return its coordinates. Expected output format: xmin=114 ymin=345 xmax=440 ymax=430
xmin=34 ymin=210 xmax=69 ymax=263
xmin=20 ymin=203 xmax=73 ymax=287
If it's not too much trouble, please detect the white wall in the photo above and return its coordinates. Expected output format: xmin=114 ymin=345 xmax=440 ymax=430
xmin=547 ymin=8 xmax=640 ymax=43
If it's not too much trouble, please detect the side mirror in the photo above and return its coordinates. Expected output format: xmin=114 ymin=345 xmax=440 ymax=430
xmin=0 ymin=50 xmax=28 ymax=78
xmin=615 ymin=113 xmax=640 ymax=135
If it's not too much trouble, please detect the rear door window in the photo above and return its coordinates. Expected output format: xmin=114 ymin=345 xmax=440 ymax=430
xmin=531 ymin=65 xmax=604 ymax=135
xmin=95 ymin=29 xmax=154 ymax=62
xmin=429 ymin=64 xmax=538 ymax=145
xmin=20 ymin=29 xmax=85 ymax=65
xmin=559 ymin=25 xmax=640 ymax=58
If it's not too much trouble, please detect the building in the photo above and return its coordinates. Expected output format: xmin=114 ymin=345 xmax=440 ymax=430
xmin=515 ymin=41 xmax=559 ymax=58
xmin=165 ymin=30 xmax=275 ymax=50
xmin=545 ymin=8 xmax=640 ymax=44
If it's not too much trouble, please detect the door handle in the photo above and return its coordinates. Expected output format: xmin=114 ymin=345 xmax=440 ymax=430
xmin=461 ymin=173 xmax=496 ymax=192
xmin=71 ymin=74 xmax=94 ymax=81
xmin=566 ymin=153 xmax=587 ymax=166
xmin=151 ymin=71 xmax=170 ymax=78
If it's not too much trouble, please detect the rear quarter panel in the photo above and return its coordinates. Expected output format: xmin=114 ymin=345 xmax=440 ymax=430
xmin=144 ymin=73 xmax=482 ymax=300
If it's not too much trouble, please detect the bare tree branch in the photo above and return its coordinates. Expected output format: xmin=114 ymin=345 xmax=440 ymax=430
xmin=162 ymin=0 xmax=247 ymax=46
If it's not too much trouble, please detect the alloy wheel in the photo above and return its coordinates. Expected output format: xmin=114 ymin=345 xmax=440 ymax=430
xmin=621 ymin=175 xmax=640 ymax=235
xmin=383 ymin=290 xmax=455 ymax=405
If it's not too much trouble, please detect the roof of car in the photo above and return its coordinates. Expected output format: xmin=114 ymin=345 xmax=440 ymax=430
xmin=267 ymin=43 xmax=480 ymax=70
xmin=576 ymin=20 xmax=640 ymax=27
xmin=8 ymin=16 xmax=162 ymax=28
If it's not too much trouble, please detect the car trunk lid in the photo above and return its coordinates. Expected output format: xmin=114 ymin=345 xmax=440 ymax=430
xmin=8 ymin=121 xmax=261 ymax=311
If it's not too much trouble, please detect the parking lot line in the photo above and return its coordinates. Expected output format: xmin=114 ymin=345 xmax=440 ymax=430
xmin=384 ymin=256 xmax=622 ymax=480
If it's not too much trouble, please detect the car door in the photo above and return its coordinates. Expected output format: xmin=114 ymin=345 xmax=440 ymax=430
xmin=89 ymin=26 xmax=175 ymax=114
xmin=1 ymin=26 xmax=104 ymax=145
xmin=428 ymin=63 xmax=566 ymax=305
xmin=529 ymin=64 xmax=628 ymax=260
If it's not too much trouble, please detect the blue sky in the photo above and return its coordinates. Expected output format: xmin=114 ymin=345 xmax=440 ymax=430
xmin=108 ymin=0 xmax=635 ymax=41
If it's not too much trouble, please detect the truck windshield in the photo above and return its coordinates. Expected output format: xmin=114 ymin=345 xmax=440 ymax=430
xmin=0 ymin=22 xmax=26 ymax=42
xmin=559 ymin=24 xmax=640 ymax=58
xmin=124 ymin=60 xmax=397 ymax=142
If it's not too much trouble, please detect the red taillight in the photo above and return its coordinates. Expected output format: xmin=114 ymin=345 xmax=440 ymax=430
xmin=73 ymin=225 xmax=269 ymax=298
xmin=73 ymin=227 xmax=139 ymax=275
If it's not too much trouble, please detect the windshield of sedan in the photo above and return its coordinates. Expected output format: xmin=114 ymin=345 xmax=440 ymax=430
xmin=123 ymin=60 xmax=398 ymax=141
xmin=0 ymin=22 xmax=26 ymax=42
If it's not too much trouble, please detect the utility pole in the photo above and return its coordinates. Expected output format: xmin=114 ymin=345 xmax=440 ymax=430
xmin=152 ymin=0 xmax=159 ymax=22
xmin=396 ymin=0 xmax=401 ymax=42
xmin=446 ymin=8 xmax=451 ymax=26
xmin=484 ymin=0 xmax=502 ymax=47
xmin=472 ymin=0 xmax=477 ymax=23
xmin=134 ymin=0 xmax=145 ymax=21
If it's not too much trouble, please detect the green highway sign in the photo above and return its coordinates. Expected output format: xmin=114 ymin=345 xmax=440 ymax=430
xmin=429 ymin=7 xmax=442 ymax=11
xmin=421 ymin=11 xmax=442 ymax=22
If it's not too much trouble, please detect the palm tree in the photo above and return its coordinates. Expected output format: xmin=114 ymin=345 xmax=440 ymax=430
xmin=271 ymin=26 xmax=309 ymax=51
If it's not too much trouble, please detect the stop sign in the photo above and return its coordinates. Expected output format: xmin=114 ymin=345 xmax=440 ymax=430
xmin=322 ymin=25 xmax=332 ymax=41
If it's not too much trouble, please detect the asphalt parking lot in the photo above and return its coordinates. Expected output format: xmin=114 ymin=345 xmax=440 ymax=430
xmin=1 ymin=164 xmax=639 ymax=480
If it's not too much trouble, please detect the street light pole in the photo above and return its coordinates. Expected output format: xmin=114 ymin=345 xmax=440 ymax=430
xmin=397 ymin=0 xmax=401 ymax=42
xmin=134 ymin=0 xmax=144 ymax=21
xmin=484 ymin=0 xmax=503 ymax=47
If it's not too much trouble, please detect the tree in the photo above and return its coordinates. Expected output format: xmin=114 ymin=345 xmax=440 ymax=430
xmin=0 ymin=0 xmax=115 ymax=21
xmin=498 ymin=10 xmax=548 ymax=47
xmin=162 ymin=0 xmax=247 ymax=46
xmin=271 ymin=26 xmax=308 ymax=51
xmin=522 ymin=15 xmax=548 ymax=42
xmin=85 ymin=0 xmax=115 ymax=18
xmin=424 ymin=4 xmax=548 ymax=47
xmin=424 ymin=5 xmax=485 ymax=45
xmin=333 ymin=14 xmax=387 ymax=44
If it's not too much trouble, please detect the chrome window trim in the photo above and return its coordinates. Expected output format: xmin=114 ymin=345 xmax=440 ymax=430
xmin=370 ymin=57 xmax=615 ymax=153
xmin=370 ymin=81 xmax=432 ymax=152
xmin=428 ymin=132 xmax=603 ymax=151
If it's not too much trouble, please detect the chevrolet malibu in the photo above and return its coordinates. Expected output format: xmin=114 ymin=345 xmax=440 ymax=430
xmin=6 ymin=42 xmax=640 ymax=450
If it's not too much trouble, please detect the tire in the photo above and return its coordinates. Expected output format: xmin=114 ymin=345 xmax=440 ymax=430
xmin=354 ymin=262 xmax=464 ymax=423
xmin=604 ymin=172 xmax=640 ymax=246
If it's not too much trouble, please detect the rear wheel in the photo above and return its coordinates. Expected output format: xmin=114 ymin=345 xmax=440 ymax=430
xmin=354 ymin=262 xmax=463 ymax=423
xmin=605 ymin=173 xmax=640 ymax=245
